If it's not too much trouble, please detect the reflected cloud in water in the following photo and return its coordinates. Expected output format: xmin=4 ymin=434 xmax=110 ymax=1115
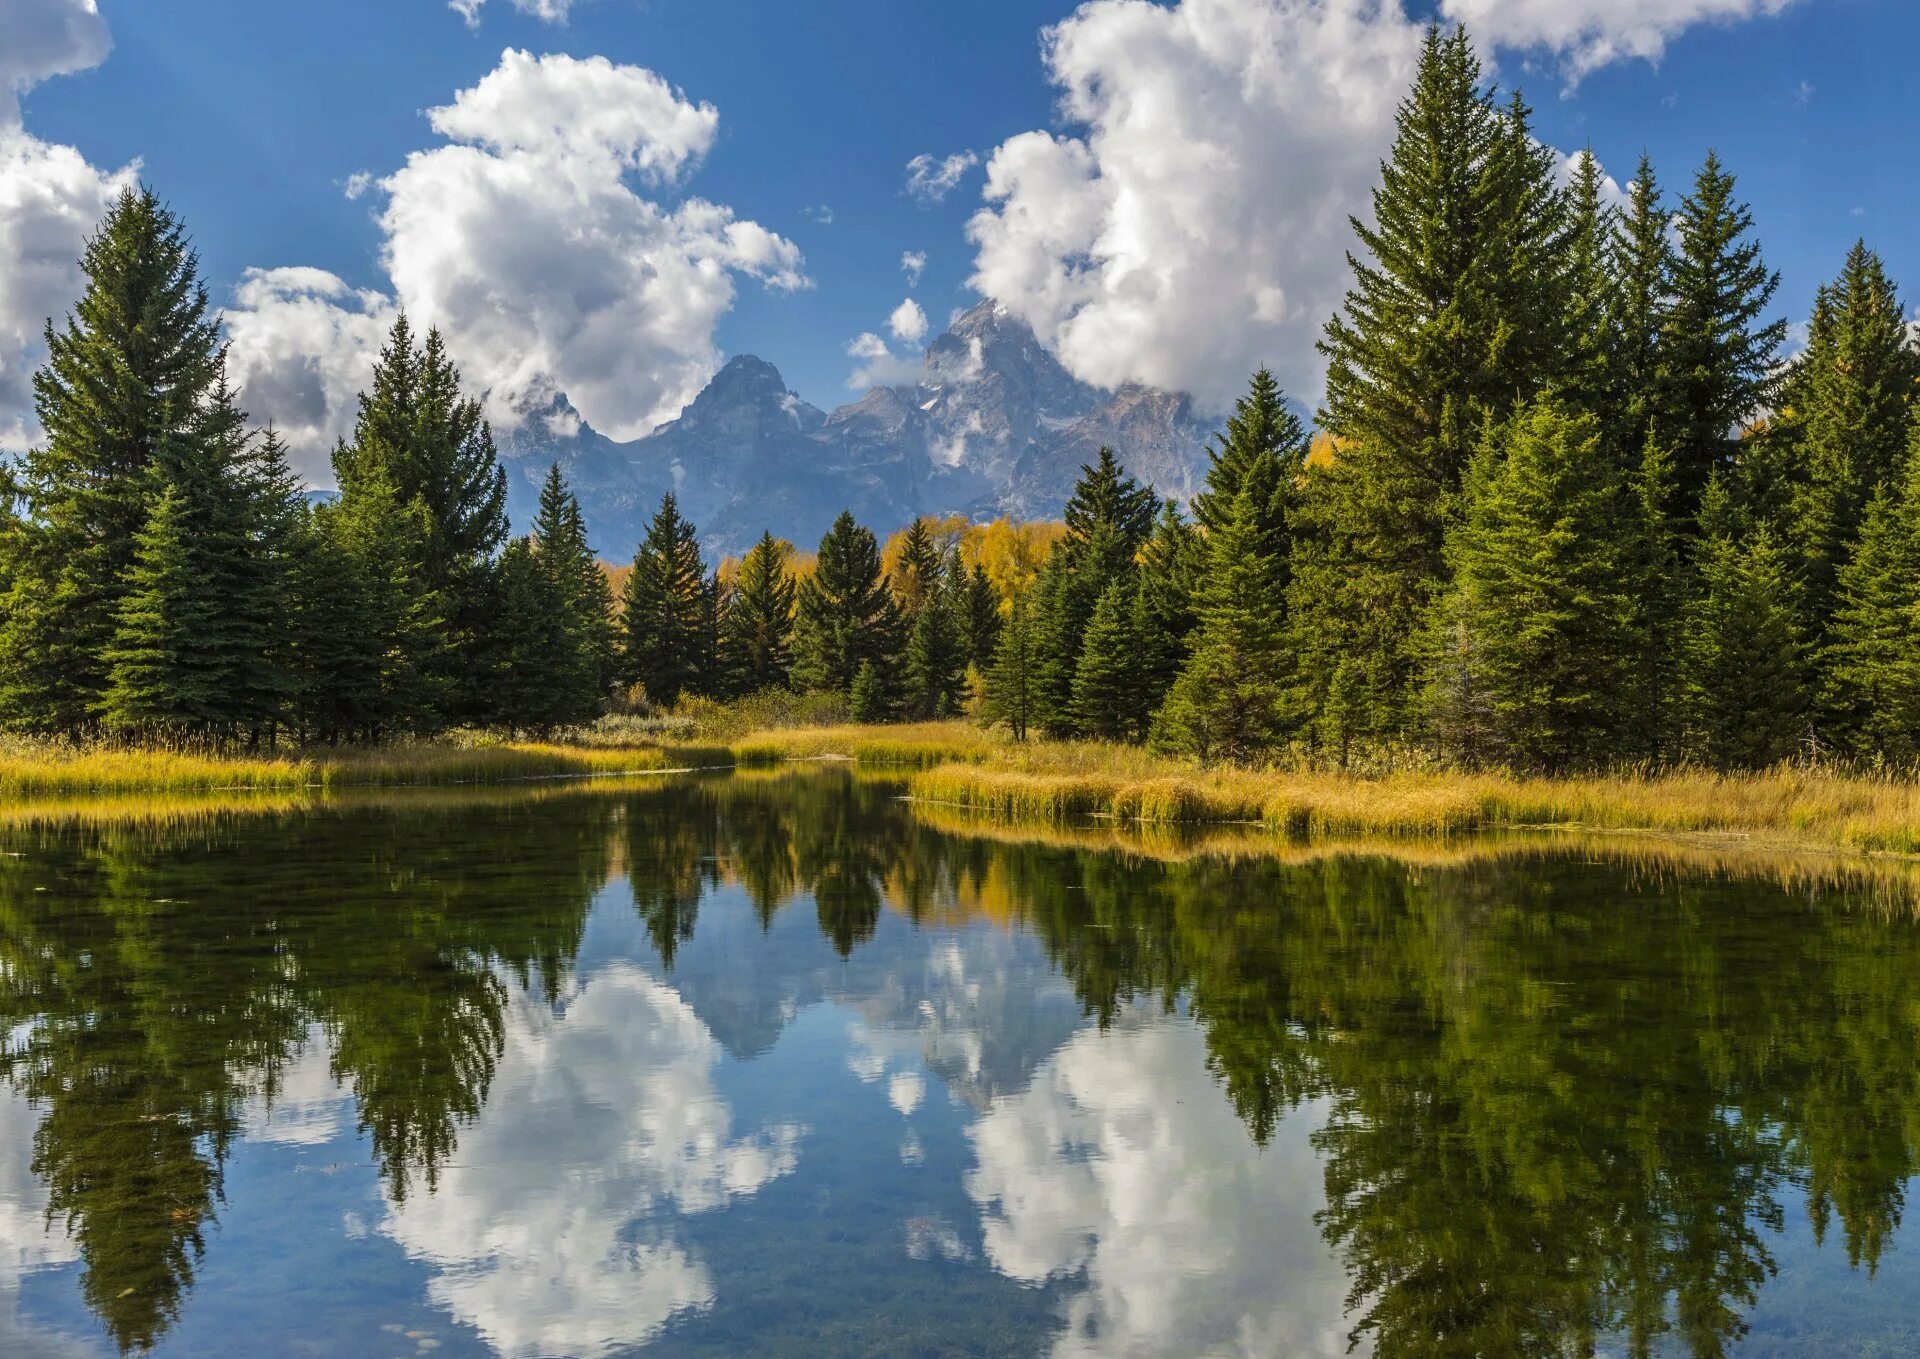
xmin=380 ymin=963 xmax=803 ymax=1358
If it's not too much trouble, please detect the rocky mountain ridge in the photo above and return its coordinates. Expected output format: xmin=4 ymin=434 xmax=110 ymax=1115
xmin=496 ymin=300 xmax=1222 ymax=559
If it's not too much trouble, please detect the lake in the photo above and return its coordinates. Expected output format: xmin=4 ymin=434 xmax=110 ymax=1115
xmin=3 ymin=769 xmax=1920 ymax=1357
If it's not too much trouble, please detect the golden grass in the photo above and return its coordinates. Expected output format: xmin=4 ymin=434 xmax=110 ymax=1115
xmin=0 ymin=737 xmax=733 ymax=798
xmin=798 ymin=722 xmax=1920 ymax=858
xmin=727 ymin=722 xmax=1005 ymax=768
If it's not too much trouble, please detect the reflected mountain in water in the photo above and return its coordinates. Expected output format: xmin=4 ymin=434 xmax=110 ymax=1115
xmin=1 ymin=770 xmax=1919 ymax=1356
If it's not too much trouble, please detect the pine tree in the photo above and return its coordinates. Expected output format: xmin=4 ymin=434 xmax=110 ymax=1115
xmin=1820 ymin=453 xmax=1920 ymax=762
xmin=233 ymin=429 xmax=307 ymax=740
xmin=849 ymin=659 xmax=890 ymax=723
xmin=792 ymin=511 xmax=903 ymax=697
xmin=959 ymin=563 xmax=1002 ymax=671
xmin=523 ymin=464 xmax=612 ymax=726
xmin=982 ymin=590 xmax=1039 ymax=742
xmin=305 ymin=476 xmax=449 ymax=739
xmin=1680 ymin=505 xmax=1807 ymax=770
xmin=1032 ymin=449 xmax=1158 ymax=737
xmin=892 ymin=517 xmax=943 ymax=619
xmin=1663 ymin=152 xmax=1787 ymax=521
xmin=1423 ymin=398 xmax=1638 ymax=771
xmin=1153 ymin=486 xmax=1295 ymax=765
xmin=721 ymin=532 xmax=797 ymax=694
xmin=1623 ymin=436 xmax=1686 ymax=761
xmin=0 ymin=187 xmax=221 ymax=731
xmin=332 ymin=321 xmax=508 ymax=582
xmin=165 ymin=369 xmax=297 ymax=740
xmin=902 ymin=578 xmax=966 ymax=719
xmin=620 ymin=493 xmax=707 ymax=707
xmin=493 ymin=537 xmax=570 ymax=732
xmin=1776 ymin=243 xmax=1918 ymax=630
xmin=96 ymin=488 xmax=222 ymax=736
xmin=1071 ymin=580 xmax=1150 ymax=742
xmin=1561 ymin=149 xmax=1620 ymax=424
xmin=1192 ymin=369 xmax=1308 ymax=538
xmin=1318 ymin=27 xmax=1559 ymax=547
xmin=1608 ymin=154 xmax=1677 ymax=461
xmin=1482 ymin=88 xmax=1574 ymax=394
xmin=1064 ymin=446 xmax=1159 ymax=552
xmin=1303 ymin=26 xmax=1565 ymax=740
xmin=331 ymin=317 xmax=509 ymax=721
xmin=1135 ymin=502 xmax=1206 ymax=716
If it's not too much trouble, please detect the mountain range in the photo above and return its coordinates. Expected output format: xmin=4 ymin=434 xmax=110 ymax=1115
xmin=494 ymin=300 xmax=1223 ymax=560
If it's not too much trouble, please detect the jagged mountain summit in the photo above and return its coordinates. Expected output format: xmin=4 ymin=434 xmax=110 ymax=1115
xmin=497 ymin=300 xmax=1220 ymax=559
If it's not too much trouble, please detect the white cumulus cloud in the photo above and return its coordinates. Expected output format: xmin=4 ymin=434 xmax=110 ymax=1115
xmin=450 ymin=0 xmax=585 ymax=28
xmin=0 ymin=0 xmax=134 ymax=452
xmin=225 ymin=49 xmax=807 ymax=477
xmin=1439 ymin=0 xmax=1802 ymax=82
xmin=900 ymin=250 xmax=927 ymax=286
xmin=221 ymin=268 xmax=399 ymax=480
xmin=906 ymin=150 xmax=979 ymax=205
xmin=968 ymin=0 xmax=1799 ymax=412
xmin=888 ymin=297 xmax=929 ymax=345
xmin=0 ymin=0 xmax=110 ymax=124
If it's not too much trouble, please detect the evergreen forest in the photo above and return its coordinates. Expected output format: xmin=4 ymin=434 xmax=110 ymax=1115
xmin=5 ymin=25 xmax=1919 ymax=775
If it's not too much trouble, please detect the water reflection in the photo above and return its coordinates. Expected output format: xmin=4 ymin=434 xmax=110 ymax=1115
xmin=381 ymin=966 xmax=802 ymax=1358
xmin=0 ymin=772 xmax=1916 ymax=1356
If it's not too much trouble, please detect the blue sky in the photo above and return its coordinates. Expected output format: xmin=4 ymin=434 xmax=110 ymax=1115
xmin=5 ymin=0 xmax=1918 ymax=477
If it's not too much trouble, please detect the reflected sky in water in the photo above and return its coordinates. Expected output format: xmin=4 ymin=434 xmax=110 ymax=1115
xmin=3 ymin=771 xmax=1920 ymax=1357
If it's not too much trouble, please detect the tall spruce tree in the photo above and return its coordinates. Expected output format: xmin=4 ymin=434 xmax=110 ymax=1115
xmin=1680 ymin=499 xmax=1807 ymax=770
xmin=958 ymin=562 xmax=1002 ymax=672
xmin=893 ymin=517 xmax=943 ymax=618
xmin=1820 ymin=451 xmax=1920 ymax=762
xmin=1608 ymin=154 xmax=1677 ymax=462
xmin=0 ymin=187 xmax=221 ymax=732
xmin=1561 ymin=150 xmax=1621 ymax=424
xmin=331 ymin=318 xmax=509 ymax=720
xmin=1302 ymin=26 xmax=1565 ymax=740
xmin=721 ymin=533 xmax=797 ymax=694
xmin=1775 ymin=243 xmax=1918 ymax=631
xmin=96 ymin=487 xmax=222 ymax=736
xmin=620 ymin=494 xmax=708 ymax=707
xmin=1032 ymin=449 xmax=1157 ymax=737
xmin=1423 ymin=398 xmax=1638 ymax=771
xmin=521 ymin=465 xmax=613 ymax=726
xmin=1623 ymin=436 xmax=1686 ymax=761
xmin=1070 ymin=580 xmax=1150 ymax=743
xmin=982 ymin=590 xmax=1039 ymax=742
xmin=902 ymin=569 xmax=967 ymax=720
xmin=1192 ymin=369 xmax=1308 ymax=537
xmin=1135 ymin=502 xmax=1206 ymax=718
xmin=1663 ymin=152 xmax=1787 ymax=521
xmin=1153 ymin=485 xmax=1296 ymax=764
xmin=493 ymin=537 xmax=571 ymax=733
xmin=792 ymin=511 xmax=903 ymax=697
xmin=305 ymin=476 xmax=449 ymax=739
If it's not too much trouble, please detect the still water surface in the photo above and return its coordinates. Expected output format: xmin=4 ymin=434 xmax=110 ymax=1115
xmin=4 ymin=771 xmax=1920 ymax=1357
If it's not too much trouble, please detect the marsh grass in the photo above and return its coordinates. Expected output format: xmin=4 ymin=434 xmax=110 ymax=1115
xmin=18 ymin=717 xmax=1920 ymax=862
xmin=741 ymin=721 xmax=1920 ymax=858
xmin=0 ymin=735 xmax=733 ymax=798
xmin=728 ymin=722 xmax=1005 ymax=768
